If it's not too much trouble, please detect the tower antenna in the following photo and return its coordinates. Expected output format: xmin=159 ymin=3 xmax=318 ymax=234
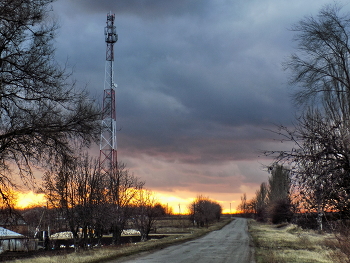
xmin=99 ymin=11 xmax=118 ymax=177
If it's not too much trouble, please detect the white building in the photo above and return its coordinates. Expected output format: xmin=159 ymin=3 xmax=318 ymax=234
xmin=0 ymin=227 xmax=37 ymax=253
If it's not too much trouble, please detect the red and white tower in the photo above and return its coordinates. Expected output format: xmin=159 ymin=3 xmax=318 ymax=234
xmin=99 ymin=12 xmax=118 ymax=176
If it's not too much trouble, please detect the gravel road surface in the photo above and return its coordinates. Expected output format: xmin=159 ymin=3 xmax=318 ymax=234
xmin=112 ymin=217 xmax=255 ymax=263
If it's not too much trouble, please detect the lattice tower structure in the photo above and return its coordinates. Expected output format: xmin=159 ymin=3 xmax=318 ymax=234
xmin=99 ymin=12 xmax=118 ymax=177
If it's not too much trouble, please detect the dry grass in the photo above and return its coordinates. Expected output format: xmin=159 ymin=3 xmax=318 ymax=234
xmin=248 ymin=220 xmax=334 ymax=263
xmin=7 ymin=218 xmax=233 ymax=263
xmin=151 ymin=217 xmax=195 ymax=234
xmin=324 ymin=225 xmax=350 ymax=263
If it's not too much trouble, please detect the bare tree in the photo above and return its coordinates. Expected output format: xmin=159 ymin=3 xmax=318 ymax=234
xmin=238 ymin=193 xmax=258 ymax=217
xmin=238 ymin=166 xmax=292 ymax=222
xmin=43 ymin=154 xmax=104 ymax=249
xmin=131 ymin=190 xmax=164 ymax=242
xmin=237 ymin=193 xmax=249 ymax=215
xmin=286 ymin=3 xmax=350 ymax=115
xmin=254 ymin=183 xmax=269 ymax=222
xmin=106 ymin=163 xmax=144 ymax=244
xmin=0 ymin=0 xmax=100 ymax=203
xmin=189 ymin=195 xmax=222 ymax=227
xmin=266 ymin=110 xmax=348 ymax=228
xmin=43 ymin=155 xmax=146 ymax=247
xmin=265 ymin=3 xmax=350 ymax=227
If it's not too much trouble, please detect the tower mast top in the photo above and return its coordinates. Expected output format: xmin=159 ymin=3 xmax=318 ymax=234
xmin=105 ymin=12 xmax=118 ymax=62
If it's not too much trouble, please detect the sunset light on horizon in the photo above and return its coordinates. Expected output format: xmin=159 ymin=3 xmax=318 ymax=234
xmin=13 ymin=190 xmax=194 ymax=212
xmin=13 ymin=190 xmax=237 ymax=214
xmin=15 ymin=191 xmax=46 ymax=209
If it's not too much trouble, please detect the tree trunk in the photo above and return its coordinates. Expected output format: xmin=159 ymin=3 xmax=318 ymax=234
xmin=140 ymin=230 xmax=148 ymax=242
xmin=95 ymin=224 xmax=103 ymax=247
xmin=317 ymin=204 xmax=323 ymax=233
xmin=112 ymin=224 xmax=123 ymax=245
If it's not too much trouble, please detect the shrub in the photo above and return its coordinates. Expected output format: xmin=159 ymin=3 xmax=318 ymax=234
xmin=271 ymin=199 xmax=293 ymax=224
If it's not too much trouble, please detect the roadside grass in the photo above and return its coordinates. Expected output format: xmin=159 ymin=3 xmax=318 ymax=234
xmin=7 ymin=218 xmax=233 ymax=263
xmin=248 ymin=220 xmax=335 ymax=263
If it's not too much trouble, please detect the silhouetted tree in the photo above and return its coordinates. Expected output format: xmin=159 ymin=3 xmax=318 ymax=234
xmin=266 ymin=3 xmax=350 ymax=228
xmin=131 ymin=190 xmax=163 ymax=241
xmin=270 ymin=199 xmax=293 ymax=224
xmin=0 ymin=0 xmax=100 ymax=206
xmin=285 ymin=4 xmax=350 ymax=218
xmin=255 ymin=183 xmax=268 ymax=222
xmin=238 ymin=193 xmax=248 ymax=215
xmin=268 ymin=164 xmax=290 ymax=204
xmin=189 ymin=195 xmax=222 ymax=227
xmin=268 ymin=164 xmax=292 ymax=223
xmin=106 ymin=163 xmax=144 ymax=244
xmin=266 ymin=111 xmax=341 ymax=229
xmin=43 ymin=154 xmax=104 ymax=249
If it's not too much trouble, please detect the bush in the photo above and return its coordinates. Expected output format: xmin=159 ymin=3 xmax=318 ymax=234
xmin=271 ymin=199 xmax=293 ymax=224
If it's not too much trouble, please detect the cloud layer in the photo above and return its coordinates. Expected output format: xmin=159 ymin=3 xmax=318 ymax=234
xmin=52 ymin=0 xmax=335 ymax=209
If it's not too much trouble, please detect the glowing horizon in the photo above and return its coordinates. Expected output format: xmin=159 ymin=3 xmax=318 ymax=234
xmin=15 ymin=191 xmax=46 ymax=209
xmin=13 ymin=190 xmax=239 ymax=214
xmin=13 ymin=190 xmax=197 ymax=214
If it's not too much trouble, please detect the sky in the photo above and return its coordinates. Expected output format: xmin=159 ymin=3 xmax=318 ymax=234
xmin=33 ymin=0 xmax=341 ymax=213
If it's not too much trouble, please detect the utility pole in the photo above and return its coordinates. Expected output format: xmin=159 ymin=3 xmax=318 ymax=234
xmin=99 ymin=12 xmax=118 ymax=177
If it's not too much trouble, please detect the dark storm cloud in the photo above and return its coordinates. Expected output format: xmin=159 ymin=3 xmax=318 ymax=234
xmin=52 ymin=1 xmax=298 ymax=163
xmin=66 ymin=0 xmax=211 ymax=18
xmin=109 ymin=11 xmax=295 ymax=162
xmin=51 ymin=0 xmax=335 ymax=200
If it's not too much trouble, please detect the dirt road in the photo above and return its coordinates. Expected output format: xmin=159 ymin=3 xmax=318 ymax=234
xmin=112 ymin=218 xmax=255 ymax=263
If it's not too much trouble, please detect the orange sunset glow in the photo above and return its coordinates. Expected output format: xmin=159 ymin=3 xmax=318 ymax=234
xmin=15 ymin=191 xmax=46 ymax=209
xmin=153 ymin=191 xmax=195 ymax=214
xmin=14 ymin=190 xmax=196 ymax=213
xmin=153 ymin=191 xmax=237 ymax=215
xmin=13 ymin=190 xmax=237 ymax=214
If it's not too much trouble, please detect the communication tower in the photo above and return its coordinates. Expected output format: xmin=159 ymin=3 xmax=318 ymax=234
xmin=99 ymin=12 xmax=118 ymax=176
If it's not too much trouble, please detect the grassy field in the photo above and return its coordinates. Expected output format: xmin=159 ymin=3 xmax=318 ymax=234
xmin=6 ymin=217 xmax=233 ymax=263
xmin=248 ymin=220 xmax=339 ymax=263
